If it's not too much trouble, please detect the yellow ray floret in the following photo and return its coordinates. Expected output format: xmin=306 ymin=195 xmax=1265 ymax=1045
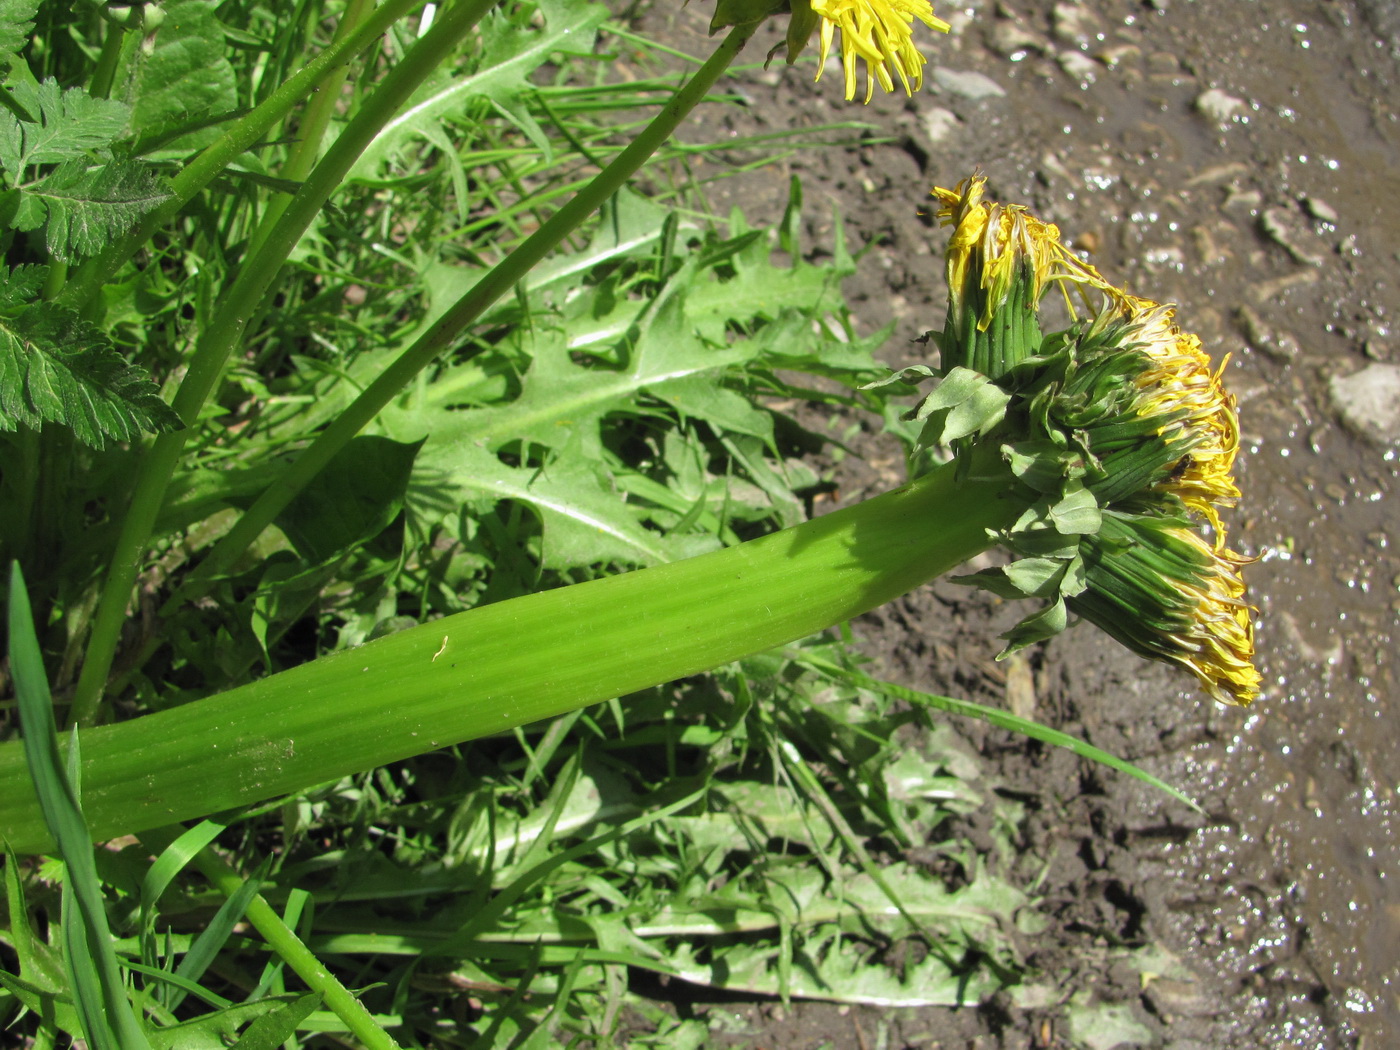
xmin=811 ymin=0 xmax=950 ymax=102
xmin=1163 ymin=528 xmax=1261 ymax=706
xmin=1114 ymin=296 xmax=1243 ymax=539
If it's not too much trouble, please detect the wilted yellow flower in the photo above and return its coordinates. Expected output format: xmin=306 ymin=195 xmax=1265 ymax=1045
xmin=932 ymin=175 xmax=1109 ymax=334
xmin=1072 ymin=515 xmax=1259 ymax=706
xmin=921 ymin=172 xmax=1260 ymax=707
xmin=1170 ymin=531 xmax=1261 ymax=706
xmin=807 ymin=0 xmax=950 ymax=102
xmin=1110 ymin=295 xmax=1243 ymax=540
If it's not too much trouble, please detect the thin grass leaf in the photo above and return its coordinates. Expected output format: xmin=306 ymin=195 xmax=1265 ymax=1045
xmin=169 ymin=845 xmax=268 ymax=1012
xmin=140 ymin=822 xmax=224 ymax=921
xmin=823 ymin=663 xmax=1202 ymax=813
xmin=62 ymin=872 xmax=121 ymax=1048
xmin=8 ymin=563 xmax=154 ymax=1050
xmin=119 ymin=960 xmax=233 ymax=1010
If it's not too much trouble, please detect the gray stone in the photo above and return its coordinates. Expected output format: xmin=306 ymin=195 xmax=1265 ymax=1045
xmin=1195 ymin=87 xmax=1246 ymax=124
xmin=1330 ymin=364 xmax=1400 ymax=445
xmin=1304 ymin=196 xmax=1339 ymax=223
xmin=1058 ymin=50 xmax=1099 ymax=84
xmin=989 ymin=20 xmax=1051 ymax=58
xmin=932 ymin=67 xmax=1008 ymax=99
xmin=921 ymin=107 xmax=962 ymax=144
xmin=1261 ymin=206 xmax=1327 ymax=266
xmin=1053 ymin=1 xmax=1103 ymax=44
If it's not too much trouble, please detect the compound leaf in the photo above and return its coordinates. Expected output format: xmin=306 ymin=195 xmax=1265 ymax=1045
xmin=0 ymin=299 xmax=182 ymax=448
xmin=0 ymin=78 xmax=129 ymax=176
xmin=0 ymin=0 xmax=40 ymax=64
xmin=17 ymin=158 xmax=171 ymax=260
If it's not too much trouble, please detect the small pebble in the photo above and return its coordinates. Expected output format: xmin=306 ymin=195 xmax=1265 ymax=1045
xmin=1052 ymin=1 xmax=1102 ymax=45
xmin=990 ymin=19 xmax=1051 ymax=57
xmin=1260 ymin=206 xmax=1326 ymax=266
xmin=1058 ymin=50 xmax=1099 ymax=84
xmin=1195 ymin=87 xmax=1246 ymax=123
xmin=1304 ymin=196 xmax=1340 ymax=223
xmin=932 ymin=67 xmax=1008 ymax=99
xmin=1330 ymin=364 xmax=1400 ymax=445
xmin=922 ymin=107 xmax=962 ymax=144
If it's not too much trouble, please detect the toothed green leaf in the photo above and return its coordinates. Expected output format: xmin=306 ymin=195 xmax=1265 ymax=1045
xmin=0 ymin=299 xmax=182 ymax=448
xmin=14 ymin=158 xmax=171 ymax=260
xmin=0 ymin=78 xmax=128 ymax=175
xmin=0 ymin=0 xmax=39 ymax=63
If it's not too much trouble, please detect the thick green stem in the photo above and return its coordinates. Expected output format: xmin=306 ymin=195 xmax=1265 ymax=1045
xmin=1 ymin=454 xmax=1026 ymax=855
xmin=181 ymin=20 xmax=761 ymax=593
xmin=56 ymin=0 xmax=427 ymax=312
xmin=68 ymin=0 xmax=496 ymax=726
xmin=245 ymin=0 xmax=378 ymax=261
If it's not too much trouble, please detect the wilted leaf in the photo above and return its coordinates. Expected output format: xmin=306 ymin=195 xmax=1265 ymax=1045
xmin=1064 ymin=993 xmax=1155 ymax=1050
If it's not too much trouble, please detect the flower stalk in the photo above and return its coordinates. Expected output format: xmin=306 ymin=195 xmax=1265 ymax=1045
xmin=1 ymin=451 xmax=1024 ymax=855
xmin=69 ymin=0 xmax=499 ymax=727
xmin=7 ymin=168 xmax=1258 ymax=855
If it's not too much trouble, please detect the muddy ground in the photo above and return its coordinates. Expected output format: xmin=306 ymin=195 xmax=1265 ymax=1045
xmin=642 ymin=0 xmax=1399 ymax=1046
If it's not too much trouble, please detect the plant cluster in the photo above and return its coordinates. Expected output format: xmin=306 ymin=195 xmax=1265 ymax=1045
xmin=0 ymin=1 xmax=1254 ymax=1047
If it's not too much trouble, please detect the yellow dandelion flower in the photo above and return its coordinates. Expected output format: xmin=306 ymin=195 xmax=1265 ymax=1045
xmin=809 ymin=0 xmax=950 ymax=102
xmin=1167 ymin=530 xmax=1261 ymax=706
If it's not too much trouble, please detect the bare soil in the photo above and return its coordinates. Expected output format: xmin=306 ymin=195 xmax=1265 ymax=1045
xmin=646 ymin=1 xmax=1400 ymax=1046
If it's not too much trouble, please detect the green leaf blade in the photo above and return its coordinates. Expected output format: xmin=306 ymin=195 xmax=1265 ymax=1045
xmin=0 ymin=301 xmax=182 ymax=448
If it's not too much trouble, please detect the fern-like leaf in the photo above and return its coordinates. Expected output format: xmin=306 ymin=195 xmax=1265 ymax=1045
xmin=0 ymin=297 xmax=182 ymax=449
xmin=0 ymin=78 xmax=129 ymax=175
xmin=0 ymin=261 xmax=44 ymax=306
xmin=0 ymin=0 xmax=39 ymax=65
xmin=8 ymin=158 xmax=170 ymax=260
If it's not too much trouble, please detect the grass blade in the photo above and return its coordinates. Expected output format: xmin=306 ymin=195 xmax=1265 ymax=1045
xmin=820 ymin=660 xmax=1203 ymax=813
xmin=7 ymin=562 xmax=153 ymax=1049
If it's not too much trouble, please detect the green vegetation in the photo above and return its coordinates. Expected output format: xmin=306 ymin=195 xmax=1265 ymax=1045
xmin=0 ymin=2 xmax=1206 ymax=1046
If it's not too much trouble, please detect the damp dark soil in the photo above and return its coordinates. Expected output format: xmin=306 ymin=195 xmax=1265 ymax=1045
xmin=641 ymin=0 xmax=1400 ymax=1046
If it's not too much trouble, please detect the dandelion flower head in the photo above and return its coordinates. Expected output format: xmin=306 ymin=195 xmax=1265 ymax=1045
xmin=810 ymin=0 xmax=950 ymax=102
